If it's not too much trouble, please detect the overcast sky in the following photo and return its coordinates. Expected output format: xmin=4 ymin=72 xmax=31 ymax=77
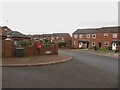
xmin=1 ymin=2 xmax=118 ymax=35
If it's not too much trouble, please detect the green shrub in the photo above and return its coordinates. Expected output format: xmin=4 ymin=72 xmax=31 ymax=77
xmin=59 ymin=42 xmax=66 ymax=47
xmin=42 ymin=41 xmax=54 ymax=48
xmin=18 ymin=40 xmax=31 ymax=47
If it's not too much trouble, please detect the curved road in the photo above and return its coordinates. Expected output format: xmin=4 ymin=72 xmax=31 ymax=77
xmin=2 ymin=49 xmax=118 ymax=88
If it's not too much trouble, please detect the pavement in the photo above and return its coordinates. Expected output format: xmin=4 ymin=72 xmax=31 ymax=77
xmin=1 ymin=54 xmax=72 ymax=67
xmin=66 ymin=49 xmax=120 ymax=59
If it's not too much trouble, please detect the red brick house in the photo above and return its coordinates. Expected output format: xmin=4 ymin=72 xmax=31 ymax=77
xmin=31 ymin=34 xmax=44 ymax=42
xmin=1 ymin=26 xmax=31 ymax=46
xmin=32 ymin=33 xmax=72 ymax=48
xmin=7 ymin=31 xmax=31 ymax=46
xmin=51 ymin=33 xmax=72 ymax=48
xmin=0 ymin=26 xmax=12 ymax=39
xmin=72 ymin=26 xmax=120 ymax=51
xmin=43 ymin=34 xmax=52 ymax=41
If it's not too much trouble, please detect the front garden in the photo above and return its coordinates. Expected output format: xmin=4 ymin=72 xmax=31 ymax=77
xmin=96 ymin=48 xmax=115 ymax=53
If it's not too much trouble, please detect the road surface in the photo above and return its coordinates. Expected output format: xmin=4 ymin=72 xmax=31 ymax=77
xmin=2 ymin=49 xmax=118 ymax=88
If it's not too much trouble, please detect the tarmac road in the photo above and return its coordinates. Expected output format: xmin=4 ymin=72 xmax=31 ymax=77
xmin=2 ymin=49 xmax=118 ymax=88
xmin=59 ymin=49 xmax=118 ymax=75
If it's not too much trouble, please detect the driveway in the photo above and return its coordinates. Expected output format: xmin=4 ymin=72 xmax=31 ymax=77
xmin=2 ymin=49 xmax=118 ymax=88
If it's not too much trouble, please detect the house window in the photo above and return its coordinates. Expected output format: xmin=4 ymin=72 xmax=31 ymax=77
xmin=36 ymin=38 xmax=39 ymax=40
xmin=5 ymin=29 xmax=7 ymax=31
xmin=44 ymin=37 xmax=46 ymax=39
xmin=51 ymin=37 xmax=54 ymax=40
xmin=92 ymin=42 xmax=95 ymax=46
xmin=14 ymin=41 xmax=19 ymax=46
xmin=62 ymin=37 xmax=64 ymax=40
xmin=79 ymin=34 xmax=83 ymax=38
xmin=34 ymin=38 xmax=36 ymax=40
xmin=74 ymin=34 xmax=78 ymax=38
xmin=104 ymin=42 xmax=109 ymax=46
xmin=87 ymin=34 xmax=90 ymax=38
xmin=113 ymin=33 xmax=117 ymax=38
xmin=104 ymin=33 xmax=108 ymax=38
xmin=92 ymin=34 xmax=96 ymax=39
xmin=74 ymin=41 xmax=77 ymax=45
xmin=40 ymin=38 xmax=42 ymax=40
xmin=56 ymin=37 xmax=59 ymax=39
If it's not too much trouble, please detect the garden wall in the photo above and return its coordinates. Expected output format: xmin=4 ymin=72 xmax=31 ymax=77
xmin=2 ymin=40 xmax=58 ymax=58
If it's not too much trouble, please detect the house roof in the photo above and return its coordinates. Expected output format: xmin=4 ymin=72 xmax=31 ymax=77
xmin=7 ymin=31 xmax=30 ymax=38
xmin=1 ymin=26 xmax=12 ymax=37
xmin=43 ymin=34 xmax=52 ymax=37
xmin=73 ymin=26 xmax=120 ymax=34
xmin=2 ymin=26 xmax=12 ymax=30
xmin=100 ymin=26 xmax=120 ymax=33
xmin=32 ymin=34 xmax=43 ymax=37
xmin=52 ymin=33 xmax=70 ymax=37
xmin=73 ymin=28 xmax=100 ymax=34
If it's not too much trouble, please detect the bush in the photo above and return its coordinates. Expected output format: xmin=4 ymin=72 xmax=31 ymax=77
xmin=18 ymin=40 xmax=31 ymax=47
xmin=59 ymin=42 xmax=66 ymax=48
xmin=42 ymin=41 xmax=54 ymax=48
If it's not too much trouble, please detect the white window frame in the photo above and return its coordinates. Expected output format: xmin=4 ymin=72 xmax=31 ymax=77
xmin=44 ymin=37 xmax=46 ymax=39
xmin=92 ymin=34 xmax=96 ymax=39
xmin=87 ymin=34 xmax=90 ymax=38
xmin=113 ymin=33 xmax=117 ymax=38
xmin=56 ymin=37 xmax=59 ymax=39
xmin=92 ymin=42 xmax=95 ymax=46
xmin=51 ymin=37 xmax=54 ymax=40
xmin=79 ymin=34 xmax=83 ymax=38
xmin=104 ymin=33 xmax=108 ymax=38
xmin=40 ymin=38 xmax=42 ymax=40
xmin=74 ymin=34 xmax=78 ymax=38
xmin=104 ymin=42 xmax=109 ymax=46
xmin=5 ymin=29 xmax=7 ymax=31
xmin=62 ymin=37 xmax=64 ymax=40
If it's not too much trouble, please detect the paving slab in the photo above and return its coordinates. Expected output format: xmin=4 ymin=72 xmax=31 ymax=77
xmin=1 ymin=54 xmax=72 ymax=67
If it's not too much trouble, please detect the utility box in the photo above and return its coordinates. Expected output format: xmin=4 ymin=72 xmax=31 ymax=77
xmin=46 ymin=51 xmax=52 ymax=55
xmin=15 ymin=47 xmax=24 ymax=57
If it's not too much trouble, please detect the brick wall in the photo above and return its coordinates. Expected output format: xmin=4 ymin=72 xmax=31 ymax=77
xmin=24 ymin=45 xmax=36 ymax=57
xmin=2 ymin=40 xmax=15 ymax=58
xmin=2 ymin=40 xmax=58 ymax=58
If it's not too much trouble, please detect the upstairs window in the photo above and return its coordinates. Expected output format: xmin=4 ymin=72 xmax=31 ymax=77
xmin=86 ymin=34 xmax=90 ymax=38
xmin=5 ymin=29 xmax=7 ymax=31
xmin=62 ymin=37 xmax=64 ymax=40
xmin=79 ymin=34 xmax=83 ymax=38
xmin=74 ymin=34 xmax=78 ymax=38
xmin=56 ymin=37 xmax=59 ymax=39
xmin=113 ymin=33 xmax=117 ymax=38
xmin=51 ymin=37 xmax=54 ymax=40
xmin=104 ymin=33 xmax=108 ymax=38
xmin=92 ymin=34 xmax=96 ymax=39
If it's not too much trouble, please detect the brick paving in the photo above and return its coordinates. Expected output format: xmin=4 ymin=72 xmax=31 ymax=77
xmin=2 ymin=54 xmax=72 ymax=66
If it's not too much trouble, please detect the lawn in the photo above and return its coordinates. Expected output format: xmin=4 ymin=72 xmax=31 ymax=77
xmin=96 ymin=48 xmax=114 ymax=52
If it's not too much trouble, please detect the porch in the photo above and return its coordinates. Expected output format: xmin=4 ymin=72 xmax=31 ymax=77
xmin=78 ymin=40 xmax=90 ymax=49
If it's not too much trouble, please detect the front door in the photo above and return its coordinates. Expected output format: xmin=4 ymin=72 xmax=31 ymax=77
xmin=86 ymin=42 xmax=89 ymax=48
xmin=112 ymin=43 xmax=116 ymax=50
xmin=98 ymin=42 xmax=101 ymax=48
xmin=79 ymin=42 xmax=83 ymax=48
